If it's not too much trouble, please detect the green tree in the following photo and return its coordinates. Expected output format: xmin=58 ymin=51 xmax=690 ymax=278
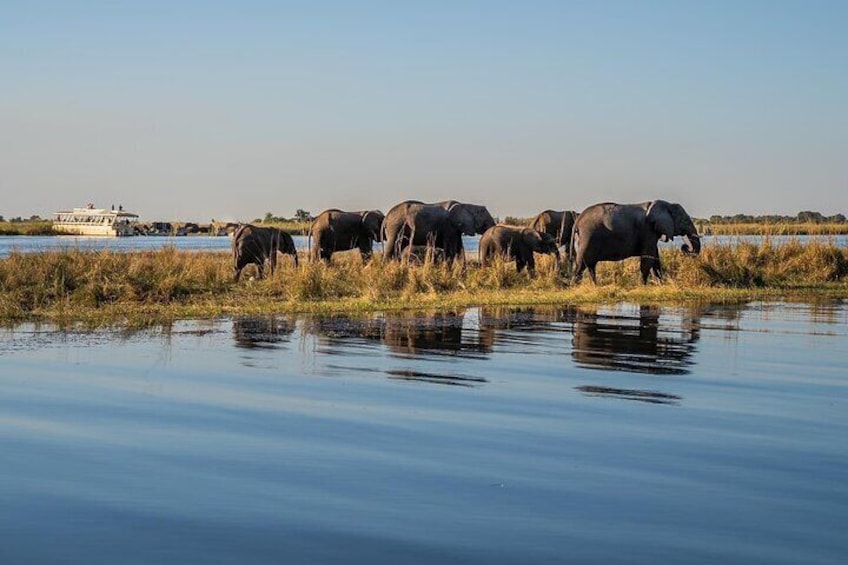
xmin=294 ymin=209 xmax=312 ymax=222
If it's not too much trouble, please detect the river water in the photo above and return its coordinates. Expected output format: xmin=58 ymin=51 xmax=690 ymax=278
xmin=1 ymin=234 xmax=847 ymax=258
xmin=1 ymin=302 xmax=846 ymax=564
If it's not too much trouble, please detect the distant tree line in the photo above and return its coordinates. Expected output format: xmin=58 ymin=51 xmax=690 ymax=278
xmin=502 ymin=216 xmax=529 ymax=226
xmin=0 ymin=215 xmax=46 ymax=223
xmin=498 ymin=211 xmax=847 ymax=226
xmin=703 ymin=211 xmax=846 ymax=224
xmin=253 ymin=209 xmax=314 ymax=224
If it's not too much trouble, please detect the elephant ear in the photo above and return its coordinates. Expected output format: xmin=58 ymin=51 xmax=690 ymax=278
xmin=474 ymin=206 xmax=496 ymax=233
xmin=525 ymin=228 xmax=543 ymax=246
xmin=647 ymin=200 xmax=674 ymax=242
xmin=361 ymin=211 xmax=383 ymax=240
xmin=448 ymin=204 xmax=476 ymax=235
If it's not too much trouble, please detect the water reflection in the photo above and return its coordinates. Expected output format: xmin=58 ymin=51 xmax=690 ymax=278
xmin=571 ymin=305 xmax=700 ymax=375
xmin=303 ymin=310 xmax=490 ymax=359
xmin=574 ymin=385 xmax=683 ymax=405
xmin=3 ymin=302 xmax=848 ymax=565
xmin=232 ymin=316 xmax=295 ymax=349
xmin=232 ymin=304 xmax=726 ymax=381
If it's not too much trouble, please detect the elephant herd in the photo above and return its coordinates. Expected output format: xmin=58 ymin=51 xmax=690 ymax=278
xmin=232 ymin=198 xmax=702 ymax=284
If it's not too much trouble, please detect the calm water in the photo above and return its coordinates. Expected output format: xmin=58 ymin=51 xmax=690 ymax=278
xmin=1 ymin=302 xmax=846 ymax=564
xmin=1 ymin=234 xmax=846 ymax=258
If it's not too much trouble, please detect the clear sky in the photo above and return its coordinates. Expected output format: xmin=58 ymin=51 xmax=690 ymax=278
xmin=1 ymin=0 xmax=846 ymax=221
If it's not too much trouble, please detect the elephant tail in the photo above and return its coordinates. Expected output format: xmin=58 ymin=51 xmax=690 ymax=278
xmin=291 ymin=235 xmax=299 ymax=267
xmin=282 ymin=231 xmax=298 ymax=267
xmin=307 ymin=219 xmax=317 ymax=262
xmin=232 ymin=223 xmax=246 ymax=267
xmin=569 ymin=225 xmax=579 ymax=270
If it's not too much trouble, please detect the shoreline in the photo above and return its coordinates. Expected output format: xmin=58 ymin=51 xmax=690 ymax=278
xmin=4 ymin=284 xmax=847 ymax=326
xmin=1 ymin=245 xmax=846 ymax=325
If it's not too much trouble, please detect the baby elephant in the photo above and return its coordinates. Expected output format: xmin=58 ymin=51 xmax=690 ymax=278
xmin=232 ymin=224 xmax=298 ymax=281
xmin=479 ymin=225 xmax=560 ymax=274
xmin=309 ymin=209 xmax=384 ymax=263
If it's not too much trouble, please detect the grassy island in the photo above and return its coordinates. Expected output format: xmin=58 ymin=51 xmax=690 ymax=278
xmin=1 ymin=238 xmax=846 ymax=324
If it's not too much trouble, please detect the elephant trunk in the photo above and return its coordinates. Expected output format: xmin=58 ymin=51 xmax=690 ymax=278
xmin=681 ymin=233 xmax=701 ymax=255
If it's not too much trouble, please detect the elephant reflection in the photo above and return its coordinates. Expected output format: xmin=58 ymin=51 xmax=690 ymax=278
xmin=571 ymin=305 xmax=700 ymax=375
xmin=383 ymin=311 xmax=487 ymax=358
xmin=474 ymin=306 xmax=579 ymax=351
xmin=302 ymin=310 xmax=490 ymax=359
xmin=232 ymin=316 xmax=296 ymax=349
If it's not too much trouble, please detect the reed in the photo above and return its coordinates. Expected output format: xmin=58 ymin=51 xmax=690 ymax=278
xmin=0 ymin=221 xmax=58 ymax=236
xmin=701 ymin=222 xmax=848 ymax=236
xmin=1 ymin=241 xmax=846 ymax=322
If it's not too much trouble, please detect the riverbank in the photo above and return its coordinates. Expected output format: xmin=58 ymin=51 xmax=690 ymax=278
xmin=1 ymin=240 xmax=846 ymax=324
xmin=0 ymin=219 xmax=312 ymax=237
xmin=0 ymin=221 xmax=58 ymax=236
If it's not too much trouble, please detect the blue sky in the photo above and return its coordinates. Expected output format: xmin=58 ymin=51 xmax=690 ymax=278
xmin=1 ymin=1 xmax=845 ymax=221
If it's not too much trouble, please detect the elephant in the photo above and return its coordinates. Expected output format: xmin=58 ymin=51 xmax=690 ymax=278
xmin=382 ymin=200 xmax=495 ymax=260
xmin=530 ymin=210 xmax=578 ymax=254
xmin=571 ymin=200 xmax=701 ymax=284
xmin=232 ymin=224 xmax=298 ymax=281
xmin=308 ymin=209 xmax=385 ymax=262
xmin=479 ymin=225 xmax=560 ymax=274
xmin=400 ymin=203 xmax=474 ymax=263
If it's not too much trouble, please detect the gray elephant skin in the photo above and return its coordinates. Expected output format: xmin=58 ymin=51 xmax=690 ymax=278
xmin=530 ymin=210 xmax=578 ymax=254
xmin=571 ymin=200 xmax=701 ymax=284
xmin=232 ymin=224 xmax=299 ymax=281
xmin=479 ymin=225 xmax=560 ymax=274
xmin=399 ymin=203 xmax=477 ymax=263
xmin=382 ymin=200 xmax=495 ymax=260
xmin=309 ymin=209 xmax=385 ymax=262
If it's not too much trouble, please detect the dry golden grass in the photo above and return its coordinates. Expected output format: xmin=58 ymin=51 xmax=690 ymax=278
xmin=0 ymin=240 xmax=846 ymax=322
xmin=0 ymin=221 xmax=58 ymax=236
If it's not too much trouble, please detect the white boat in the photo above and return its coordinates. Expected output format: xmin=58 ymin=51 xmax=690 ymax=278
xmin=52 ymin=204 xmax=139 ymax=237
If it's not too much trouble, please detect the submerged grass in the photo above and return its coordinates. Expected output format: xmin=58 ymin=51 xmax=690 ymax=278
xmin=1 ymin=241 xmax=847 ymax=323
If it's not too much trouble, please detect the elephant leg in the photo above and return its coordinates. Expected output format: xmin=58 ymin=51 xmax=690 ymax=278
xmin=573 ymin=255 xmax=589 ymax=284
xmin=652 ymin=257 xmax=664 ymax=282
xmin=640 ymin=257 xmax=653 ymax=284
xmin=587 ymin=264 xmax=598 ymax=285
xmin=233 ymin=265 xmax=242 ymax=282
xmin=269 ymin=253 xmax=277 ymax=276
xmin=392 ymin=227 xmax=408 ymax=260
xmin=359 ymin=240 xmax=373 ymax=261
xmin=383 ymin=226 xmax=398 ymax=260
xmin=322 ymin=245 xmax=333 ymax=263
xmin=515 ymin=256 xmax=526 ymax=272
xmin=256 ymin=263 xmax=265 ymax=279
xmin=527 ymin=253 xmax=536 ymax=275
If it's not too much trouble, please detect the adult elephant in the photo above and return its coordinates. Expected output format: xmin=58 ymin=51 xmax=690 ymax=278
xmin=309 ymin=209 xmax=385 ymax=262
xmin=530 ymin=210 xmax=578 ymax=255
xmin=571 ymin=200 xmax=700 ymax=284
xmin=382 ymin=200 xmax=495 ymax=260
xmin=232 ymin=224 xmax=298 ymax=281
xmin=479 ymin=225 xmax=560 ymax=274
xmin=400 ymin=203 xmax=477 ymax=263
